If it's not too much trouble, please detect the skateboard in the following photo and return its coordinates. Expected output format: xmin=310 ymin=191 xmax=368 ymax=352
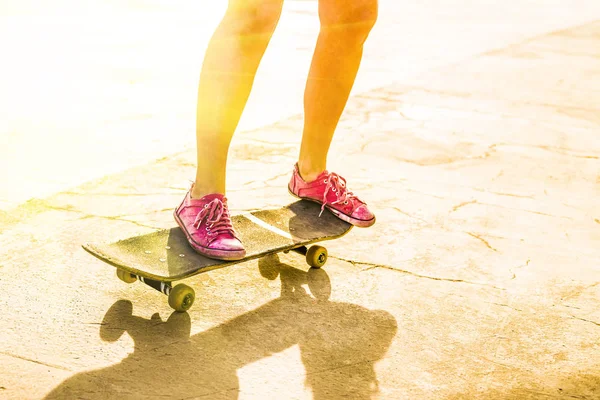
xmin=83 ymin=200 xmax=352 ymax=312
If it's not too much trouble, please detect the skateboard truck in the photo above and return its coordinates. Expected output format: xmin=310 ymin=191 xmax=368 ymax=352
xmin=116 ymin=269 xmax=196 ymax=313
xmin=284 ymin=245 xmax=328 ymax=269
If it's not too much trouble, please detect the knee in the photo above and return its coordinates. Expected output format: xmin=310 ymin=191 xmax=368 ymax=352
xmin=320 ymin=0 xmax=378 ymax=39
xmin=222 ymin=0 xmax=284 ymax=36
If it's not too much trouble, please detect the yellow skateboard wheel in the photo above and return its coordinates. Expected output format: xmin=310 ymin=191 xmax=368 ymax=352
xmin=116 ymin=269 xmax=137 ymax=283
xmin=306 ymin=245 xmax=327 ymax=268
xmin=168 ymin=284 xmax=195 ymax=312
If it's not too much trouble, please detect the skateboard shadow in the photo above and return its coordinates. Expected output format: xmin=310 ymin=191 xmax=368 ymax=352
xmin=44 ymin=255 xmax=398 ymax=399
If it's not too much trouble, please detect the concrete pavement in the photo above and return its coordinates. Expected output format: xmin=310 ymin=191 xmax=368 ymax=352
xmin=1 ymin=2 xmax=600 ymax=399
xmin=2 ymin=0 xmax=600 ymax=209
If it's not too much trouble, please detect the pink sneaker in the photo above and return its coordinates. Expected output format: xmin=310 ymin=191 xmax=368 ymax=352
xmin=288 ymin=163 xmax=376 ymax=227
xmin=174 ymin=188 xmax=246 ymax=260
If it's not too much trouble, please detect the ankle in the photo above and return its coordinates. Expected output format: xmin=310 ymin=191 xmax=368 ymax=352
xmin=190 ymin=184 xmax=224 ymax=200
xmin=297 ymin=161 xmax=326 ymax=183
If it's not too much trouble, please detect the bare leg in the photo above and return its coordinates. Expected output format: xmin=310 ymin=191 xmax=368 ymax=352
xmin=298 ymin=0 xmax=378 ymax=182
xmin=193 ymin=0 xmax=283 ymax=198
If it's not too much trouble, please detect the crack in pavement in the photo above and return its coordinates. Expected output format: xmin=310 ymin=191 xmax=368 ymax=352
xmin=478 ymin=190 xmax=535 ymax=199
xmin=568 ymin=315 xmax=600 ymax=328
xmin=36 ymin=202 xmax=167 ymax=230
xmin=39 ymin=204 xmax=79 ymax=213
xmin=391 ymin=207 xmax=428 ymax=223
xmin=78 ymin=214 xmax=163 ymax=230
xmin=26 ymin=202 xmax=170 ymax=230
xmin=492 ymin=142 xmax=599 ymax=160
xmin=0 ymin=351 xmax=71 ymax=371
xmin=329 ymin=256 xmax=506 ymax=290
xmin=180 ymin=387 xmax=240 ymax=399
xmin=561 ymin=281 xmax=600 ymax=301
xmin=111 ymin=208 xmax=174 ymax=218
xmin=478 ymin=356 xmax=517 ymax=370
xmin=390 ymin=150 xmax=494 ymax=167
xmin=230 ymin=205 xmax=282 ymax=213
xmin=466 ymin=232 xmax=498 ymax=252
xmin=464 ymin=199 xmax=573 ymax=220
xmin=63 ymin=191 xmax=181 ymax=197
xmin=404 ymin=188 xmax=446 ymax=200
xmin=509 ymin=259 xmax=530 ymax=280
xmin=305 ymin=355 xmax=393 ymax=378
xmin=445 ymin=195 xmax=573 ymax=220
xmin=521 ymin=388 xmax=586 ymax=399
xmin=451 ymin=200 xmax=477 ymax=212
xmin=243 ymin=171 xmax=290 ymax=187
xmin=484 ymin=301 xmax=523 ymax=312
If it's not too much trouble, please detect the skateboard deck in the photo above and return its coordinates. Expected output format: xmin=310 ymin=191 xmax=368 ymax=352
xmin=83 ymin=200 xmax=352 ymax=311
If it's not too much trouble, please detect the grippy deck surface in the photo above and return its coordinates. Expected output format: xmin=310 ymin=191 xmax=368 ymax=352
xmin=83 ymin=200 xmax=352 ymax=281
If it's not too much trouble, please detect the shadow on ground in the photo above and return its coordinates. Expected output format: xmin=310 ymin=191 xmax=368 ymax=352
xmin=447 ymin=374 xmax=600 ymax=400
xmin=44 ymin=255 xmax=398 ymax=399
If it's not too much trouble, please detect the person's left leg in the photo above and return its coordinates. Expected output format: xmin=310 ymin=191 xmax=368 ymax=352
xmin=298 ymin=0 xmax=378 ymax=181
xmin=289 ymin=0 xmax=378 ymax=227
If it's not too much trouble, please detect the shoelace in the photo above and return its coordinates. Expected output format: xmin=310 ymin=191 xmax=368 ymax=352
xmin=193 ymin=198 xmax=236 ymax=241
xmin=319 ymin=172 xmax=358 ymax=217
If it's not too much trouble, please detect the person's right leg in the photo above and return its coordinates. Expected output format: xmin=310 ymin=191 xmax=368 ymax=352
xmin=193 ymin=0 xmax=284 ymax=198
xmin=176 ymin=0 xmax=283 ymax=260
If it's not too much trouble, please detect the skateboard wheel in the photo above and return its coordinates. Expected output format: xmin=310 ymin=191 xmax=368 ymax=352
xmin=306 ymin=245 xmax=327 ymax=268
xmin=168 ymin=284 xmax=195 ymax=312
xmin=116 ymin=269 xmax=137 ymax=283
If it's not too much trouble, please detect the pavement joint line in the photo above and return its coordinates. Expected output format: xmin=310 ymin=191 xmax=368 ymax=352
xmin=329 ymin=255 xmax=507 ymax=290
xmin=0 ymin=351 xmax=71 ymax=372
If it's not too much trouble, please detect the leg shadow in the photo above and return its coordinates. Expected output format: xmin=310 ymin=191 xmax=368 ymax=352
xmin=45 ymin=256 xmax=397 ymax=399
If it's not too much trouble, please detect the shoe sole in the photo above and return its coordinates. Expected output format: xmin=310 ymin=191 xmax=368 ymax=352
xmin=287 ymin=187 xmax=376 ymax=228
xmin=173 ymin=209 xmax=247 ymax=261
